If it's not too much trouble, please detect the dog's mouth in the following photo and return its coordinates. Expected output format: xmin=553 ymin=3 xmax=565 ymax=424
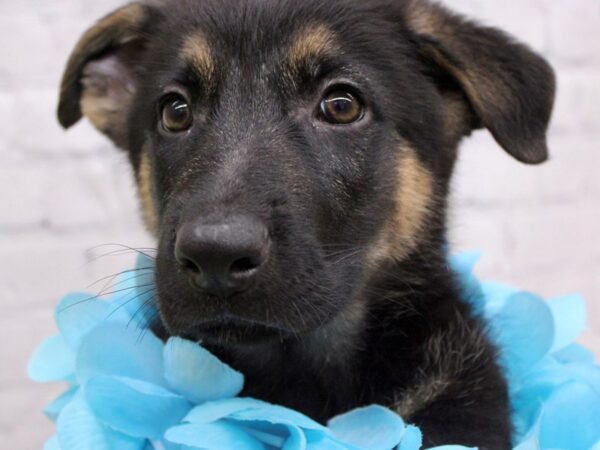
xmin=178 ymin=316 xmax=287 ymax=345
xmin=154 ymin=212 xmax=353 ymax=347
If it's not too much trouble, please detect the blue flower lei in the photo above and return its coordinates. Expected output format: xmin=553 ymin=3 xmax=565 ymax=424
xmin=29 ymin=252 xmax=600 ymax=450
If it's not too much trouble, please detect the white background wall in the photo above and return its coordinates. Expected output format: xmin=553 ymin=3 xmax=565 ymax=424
xmin=0 ymin=1 xmax=598 ymax=448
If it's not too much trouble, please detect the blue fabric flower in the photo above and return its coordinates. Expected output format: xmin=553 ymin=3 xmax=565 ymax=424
xmin=450 ymin=253 xmax=600 ymax=450
xmin=29 ymin=253 xmax=600 ymax=449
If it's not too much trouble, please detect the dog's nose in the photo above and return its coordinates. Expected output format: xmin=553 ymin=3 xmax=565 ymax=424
xmin=175 ymin=215 xmax=270 ymax=298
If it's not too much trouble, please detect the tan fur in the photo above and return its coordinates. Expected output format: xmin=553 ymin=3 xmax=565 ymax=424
xmin=405 ymin=1 xmax=510 ymax=128
xmin=138 ymin=151 xmax=159 ymax=236
xmin=441 ymin=90 xmax=474 ymax=143
xmin=367 ymin=146 xmax=434 ymax=265
xmin=181 ymin=32 xmax=215 ymax=84
xmin=59 ymin=3 xmax=148 ymax=135
xmin=392 ymin=314 xmax=489 ymax=419
xmin=288 ymin=24 xmax=338 ymax=71
xmin=80 ymin=88 xmax=113 ymax=134
xmin=418 ymin=43 xmax=496 ymax=121
xmin=60 ymin=3 xmax=146 ymax=98
xmin=404 ymin=0 xmax=447 ymax=37
xmin=79 ymin=60 xmax=135 ymax=146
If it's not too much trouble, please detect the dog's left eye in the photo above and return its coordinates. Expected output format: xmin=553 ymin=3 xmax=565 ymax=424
xmin=319 ymin=89 xmax=364 ymax=124
xmin=160 ymin=95 xmax=193 ymax=132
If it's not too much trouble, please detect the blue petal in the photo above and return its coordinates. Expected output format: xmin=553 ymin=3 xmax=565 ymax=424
xmin=449 ymin=251 xmax=481 ymax=274
xmin=164 ymin=338 xmax=244 ymax=403
xmin=57 ymin=394 xmax=146 ymax=450
xmin=147 ymin=440 xmax=181 ymax=450
xmin=236 ymin=420 xmax=292 ymax=448
xmin=488 ymin=292 xmax=554 ymax=379
xmin=55 ymin=293 xmax=111 ymax=350
xmin=281 ymin=424 xmax=306 ymax=450
xmin=76 ymin=323 xmax=165 ymax=386
xmin=306 ymin=436 xmax=358 ymax=450
xmin=328 ymin=405 xmax=404 ymax=450
xmin=232 ymin=419 xmax=311 ymax=450
xmin=165 ymin=421 xmax=264 ymax=449
xmin=539 ymin=381 xmax=600 ymax=450
xmin=547 ymin=294 xmax=586 ymax=353
xmin=513 ymin=417 xmax=541 ymax=450
xmin=85 ymin=375 xmax=192 ymax=439
xmin=44 ymin=435 xmax=61 ymax=450
xmin=184 ymin=398 xmax=272 ymax=424
xmin=397 ymin=425 xmax=422 ymax=450
xmin=186 ymin=399 xmax=324 ymax=449
xmin=553 ymin=343 xmax=596 ymax=364
xmin=28 ymin=335 xmax=76 ymax=382
xmin=229 ymin=403 xmax=326 ymax=433
xmin=511 ymin=358 xmax=600 ymax=430
xmin=480 ymin=282 xmax=518 ymax=312
xmin=428 ymin=446 xmax=475 ymax=450
xmin=45 ymin=387 xmax=79 ymax=421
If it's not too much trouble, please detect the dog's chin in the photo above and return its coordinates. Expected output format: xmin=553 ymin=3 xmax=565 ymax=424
xmin=173 ymin=317 xmax=289 ymax=346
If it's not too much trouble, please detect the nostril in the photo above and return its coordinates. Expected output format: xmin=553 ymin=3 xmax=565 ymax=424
xmin=229 ymin=256 xmax=260 ymax=276
xmin=175 ymin=215 xmax=271 ymax=296
xmin=179 ymin=256 xmax=201 ymax=274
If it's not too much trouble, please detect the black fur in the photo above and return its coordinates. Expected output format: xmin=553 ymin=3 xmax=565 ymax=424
xmin=57 ymin=1 xmax=556 ymax=448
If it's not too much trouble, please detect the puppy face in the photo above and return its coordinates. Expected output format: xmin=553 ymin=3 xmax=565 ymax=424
xmin=58 ymin=0 xmax=554 ymax=345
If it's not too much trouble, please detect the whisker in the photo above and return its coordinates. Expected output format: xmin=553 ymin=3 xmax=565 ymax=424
xmin=57 ymin=283 xmax=156 ymax=313
xmin=86 ymin=267 xmax=153 ymax=292
xmin=129 ymin=296 xmax=157 ymax=328
xmin=85 ymin=243 xmax=157 ymax=263
xmin=105 ymin=287 xmax=157 ymax=321
xmin=87 ymin=266 xmax=154 ymax=291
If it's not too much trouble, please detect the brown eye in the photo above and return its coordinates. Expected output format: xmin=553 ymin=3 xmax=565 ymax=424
xmin=161 ymin=95 xmax=192 ymax=132
xmin=319 ymin=90 xmax=364 ymax=124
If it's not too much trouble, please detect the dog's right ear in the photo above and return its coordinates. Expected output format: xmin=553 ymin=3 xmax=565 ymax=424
xmin=57 ymin=2 xmax=159 ymax=148
xmin=402 ymin=0 xmax=555 ymax=164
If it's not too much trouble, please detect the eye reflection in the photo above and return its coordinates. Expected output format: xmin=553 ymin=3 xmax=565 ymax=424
xmin=319 ymin=90 xmax=364 ymax=124
xmin=161 ymin=95 xmax=193 ymax=132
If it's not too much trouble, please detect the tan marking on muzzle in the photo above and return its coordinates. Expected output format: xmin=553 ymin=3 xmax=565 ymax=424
xmin=138 ymin=151 xmax=158 ymax=236
xmin=288 ymin=24 xmax=338 ymax=71
xmin=367 ymin=147 xmax=434 ymax=265
xmin=181 ymin=32 xmax=215 ymax=84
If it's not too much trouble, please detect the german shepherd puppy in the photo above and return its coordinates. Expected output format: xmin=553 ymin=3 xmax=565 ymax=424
xmin=57 ymin=0 xmax=555 ymax=447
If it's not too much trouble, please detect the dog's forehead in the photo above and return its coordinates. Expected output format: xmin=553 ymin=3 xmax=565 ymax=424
xmin=177 ymin=25 xmax=338 ymax=82
xmin=156 ymin=0 xmax=394 ymax=78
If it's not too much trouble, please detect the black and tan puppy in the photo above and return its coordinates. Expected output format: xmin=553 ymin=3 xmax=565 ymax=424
xmin=57 ymin=0 xmax=555 ymax=448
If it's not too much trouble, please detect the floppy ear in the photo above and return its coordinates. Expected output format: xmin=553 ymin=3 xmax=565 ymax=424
xmin=404 ymin=0 xmax=556 ymax=164
xmin=57 ymin=2 xmax=158 ymax=148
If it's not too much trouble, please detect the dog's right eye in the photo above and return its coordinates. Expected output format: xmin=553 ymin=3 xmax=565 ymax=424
xmin=318 ymin=89 xmax=364 ymax=125
xmin=160 ymin=95 xmax=193 ymax=132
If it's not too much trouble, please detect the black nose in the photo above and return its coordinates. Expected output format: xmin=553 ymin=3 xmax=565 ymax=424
xmin=175 ymin=215 xmax=270 ymax=298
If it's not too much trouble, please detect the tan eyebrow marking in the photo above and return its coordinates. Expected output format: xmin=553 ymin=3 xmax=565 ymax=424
xmin=180 ymin=31 xmax=215 ymax=83
xmin=287 ymin=24 xmax=338 ymax=71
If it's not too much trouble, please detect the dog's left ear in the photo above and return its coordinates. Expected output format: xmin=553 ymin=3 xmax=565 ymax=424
xmin=404 ymin=0 xmax=556 ymax=164
xmin=57 ymin=2 xmax=161 ymax=148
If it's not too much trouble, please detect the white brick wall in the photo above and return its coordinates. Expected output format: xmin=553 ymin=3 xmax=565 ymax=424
xmin=0 ymin=1 xmax=598 ymax=448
